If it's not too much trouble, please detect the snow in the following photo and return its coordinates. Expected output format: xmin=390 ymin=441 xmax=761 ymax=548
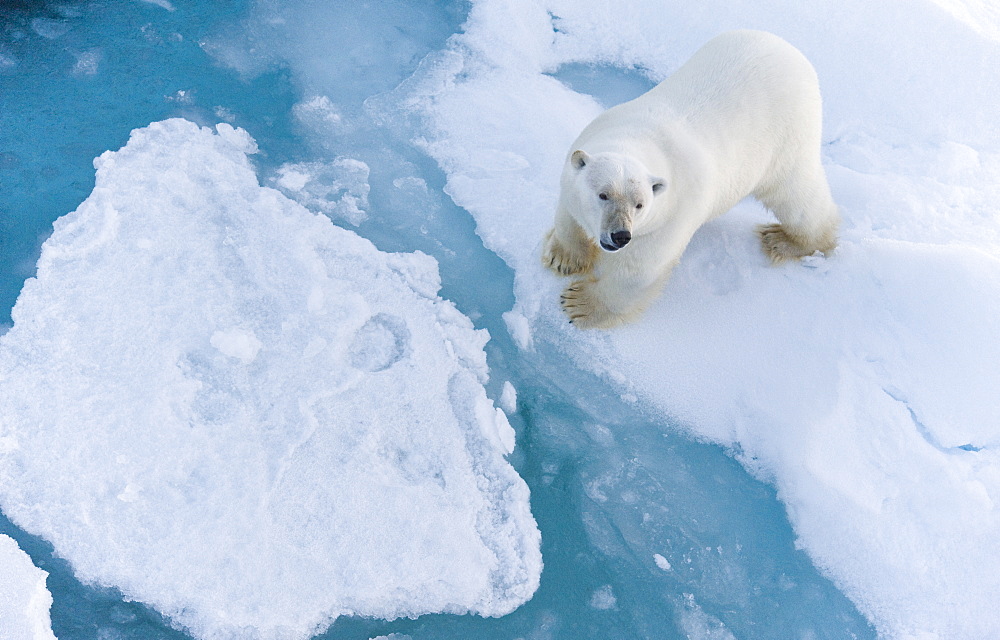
xmin=398 ymin=1 xmax=1000 ymax=638
xmin=0 ymin=534 xmax=57 ymax=640
xmin=0 ymin=119 xmax=540 ymax=640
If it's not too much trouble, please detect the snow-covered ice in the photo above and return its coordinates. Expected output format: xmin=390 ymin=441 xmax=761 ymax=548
xmin=0 ymin=119 xmax=540 ymax=640
xmin=397 ymin=0 xmax=1000 ymax=637
xmin=0 ymin=534 xmax=57 ymax=640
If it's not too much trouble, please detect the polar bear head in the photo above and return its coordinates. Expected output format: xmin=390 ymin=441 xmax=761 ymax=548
xmin=568 ymin=150 xmax=666 ymax=252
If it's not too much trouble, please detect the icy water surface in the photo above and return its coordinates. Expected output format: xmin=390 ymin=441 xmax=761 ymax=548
xmin=0 ymin=1 xmax=874 ymax=638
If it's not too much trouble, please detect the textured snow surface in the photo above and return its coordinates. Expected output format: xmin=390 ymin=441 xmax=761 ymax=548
xmin=0 ymin=119 xmax=540 ymax=640
xmin=0 ymin=534 xmax=56 ymax=640
xmin=400 ymin=1 xmax=1000 ymax=638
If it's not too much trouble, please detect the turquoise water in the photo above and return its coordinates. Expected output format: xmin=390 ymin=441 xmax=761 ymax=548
xmin=0 ymin=2 xmax=874 ymax=638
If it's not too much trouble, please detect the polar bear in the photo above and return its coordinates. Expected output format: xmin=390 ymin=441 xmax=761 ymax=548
xmin=542 ymin=30 xmax=839 ymax=329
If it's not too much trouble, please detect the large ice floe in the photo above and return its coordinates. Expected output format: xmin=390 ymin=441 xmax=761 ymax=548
xmin=0 ymin=534 xmax=56 ymax=640
xmin=392 ymin=0 xmax=1000 ymax=638
xmin=0 ymin=119 xmax=540 ymax=640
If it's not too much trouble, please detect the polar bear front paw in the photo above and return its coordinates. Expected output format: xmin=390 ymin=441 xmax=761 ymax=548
xmin=560 ymin=277 xmax=617 ymax=329
xmin=542 ymin=229 xmax=598 ymax=276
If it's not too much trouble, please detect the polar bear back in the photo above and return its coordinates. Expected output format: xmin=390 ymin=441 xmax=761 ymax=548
xmin=572 ymin=30 xmax=824 ymax=217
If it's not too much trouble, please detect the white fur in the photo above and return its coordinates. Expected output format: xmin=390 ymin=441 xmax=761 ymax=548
xmin=542 ymin=30 xmax=840 ymax=329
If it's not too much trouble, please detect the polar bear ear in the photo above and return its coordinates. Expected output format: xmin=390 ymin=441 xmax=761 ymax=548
xmin=570 ymin=150 xmax=590 ymax=170
xmin=651 ymin=178 xmax=666 ymax=195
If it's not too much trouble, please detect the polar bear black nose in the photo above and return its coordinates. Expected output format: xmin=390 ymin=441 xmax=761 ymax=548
xmin=610 ymin=230 xmax=631 ymax=248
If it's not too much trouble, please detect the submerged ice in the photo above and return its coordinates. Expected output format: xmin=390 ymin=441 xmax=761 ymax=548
xmin=0 ymin=119 xmax=540 ymax=640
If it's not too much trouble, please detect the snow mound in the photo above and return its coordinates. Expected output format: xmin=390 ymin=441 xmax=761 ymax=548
xmin=0 ymin=535 xmax=56 ymax=640
xmin=400 ymin=1 xmax=1000 ymax=638
xmin=0 ymin=119 xmax=540 ymax=640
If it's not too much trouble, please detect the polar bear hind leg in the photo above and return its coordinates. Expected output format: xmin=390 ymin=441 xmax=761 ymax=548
xmin=754 ymin=160 xmax=839 ymax=264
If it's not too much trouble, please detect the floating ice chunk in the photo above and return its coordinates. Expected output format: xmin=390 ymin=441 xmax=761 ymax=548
xmin=0 ymin=535 xmax=57 ymax=640
xmin=499 ymin=380 xmax=517 ymax=414
xmin=0 ymin=119 xmax=540 ymax=640
xmin=272 ymin=158 xmax=370 ymax=225
xmin=653 ymin=554 xmax=671 ymax=571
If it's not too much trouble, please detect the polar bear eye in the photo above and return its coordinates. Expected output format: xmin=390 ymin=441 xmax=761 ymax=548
xmin=636 ymin=203 xmax=644 ymax=209
xmin=598 ymin=193 xmax=608 ymax=201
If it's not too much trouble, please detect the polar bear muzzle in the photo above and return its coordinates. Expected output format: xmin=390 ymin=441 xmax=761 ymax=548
xmin=600 ymin=229 xmax=631 ymax=251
